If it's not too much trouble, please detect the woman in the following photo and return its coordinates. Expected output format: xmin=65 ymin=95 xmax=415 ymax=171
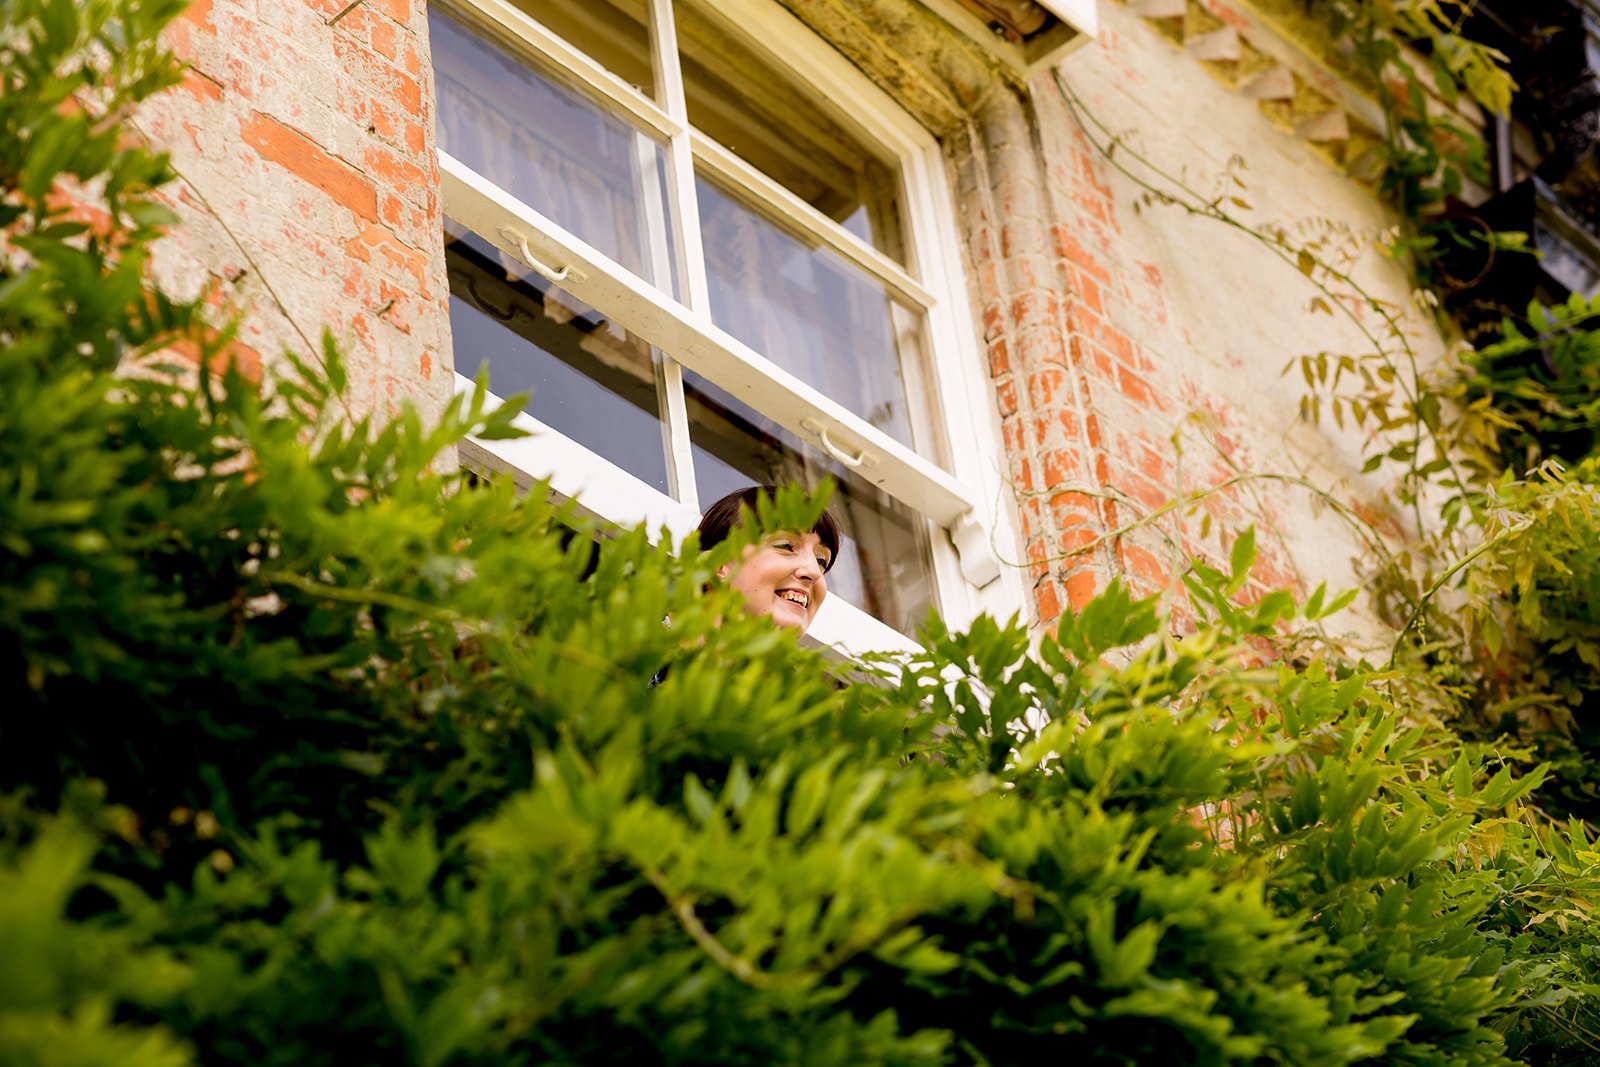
xmin=695 ymin=486 xmax=842 ymax=637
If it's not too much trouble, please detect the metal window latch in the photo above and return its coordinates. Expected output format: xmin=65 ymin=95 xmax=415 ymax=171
xmin=499 ymin=227 xmax=583 ymax=286
xmin=800 ymin=416 xmax=871 ymax=469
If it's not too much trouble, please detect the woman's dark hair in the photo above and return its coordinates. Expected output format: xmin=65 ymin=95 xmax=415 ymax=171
xmin=696 ymin=486 xmax=841 ymax=572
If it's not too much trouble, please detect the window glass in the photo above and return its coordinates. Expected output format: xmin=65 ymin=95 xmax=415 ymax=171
xmin=697 ymin=172 xmax=939 ymax=458
xmin=432 ymin=5 xmax=679 ymax=297
xmin=447 ymin=226 xmax=671 ymax=493
xmin=506 ymin=0 xmax=654 ymax=99
xmin=675 ymin=0 xmax=907 ymax=262
xmin=685 ymin=370 xmax=936 ymax=636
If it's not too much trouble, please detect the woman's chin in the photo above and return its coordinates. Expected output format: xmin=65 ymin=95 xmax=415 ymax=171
xmin=769 ymin=600 xmax=811 ymax=631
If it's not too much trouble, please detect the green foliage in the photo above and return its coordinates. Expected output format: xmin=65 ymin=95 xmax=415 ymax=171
xmin=7 ymin=3 xmax=1600 ymax=1066
xmin=1459 ymin=295 xmax=1600 ymax=472
xmin=1272 ymin=8 xmax=1600 ymax=829
xmin=1312 ymin=1 xmax=1512 ymax=283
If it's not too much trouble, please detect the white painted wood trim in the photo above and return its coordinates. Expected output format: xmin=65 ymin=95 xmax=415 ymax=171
xmin=643 ymin=0 xmax=703 ymax=508
xmin=441 ymin=152 xmax=996 ymax=536
xmin=910 ymin=138 xmax=1030 ymax=621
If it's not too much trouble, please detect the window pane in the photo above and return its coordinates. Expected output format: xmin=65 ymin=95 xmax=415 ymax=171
xmin=447 ymin=224 xmax=671 ymax=494
xmin=504 ymin=0 xmax=654 ymax=99
xmin=697 ymin=172 xmax=942 ymax=460
xmin=676 ymin=0 xmax=907 ymax=261
xmin=685 ymin=370 xmax=936 ymax=637
xmin=431 ymin=5 xmax=679 ymax=297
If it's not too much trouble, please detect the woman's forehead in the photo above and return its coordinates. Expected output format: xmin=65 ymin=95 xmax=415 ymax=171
xmin=763 ymin=529 xmax=832 ymax=553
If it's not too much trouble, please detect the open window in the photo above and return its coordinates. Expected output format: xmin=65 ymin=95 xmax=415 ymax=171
xmin=430 ymin=0 xmax=1023 ymax=654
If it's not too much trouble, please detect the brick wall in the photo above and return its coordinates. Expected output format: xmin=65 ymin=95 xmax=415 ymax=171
xmin=944 ymin=1 xmax=1438 ymax=632
xmin=143 ymin=0 xmax=451 ymax=423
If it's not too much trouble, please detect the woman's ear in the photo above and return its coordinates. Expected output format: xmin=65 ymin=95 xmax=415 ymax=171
xmin=716 ymin=562 xmax=731 ymax=580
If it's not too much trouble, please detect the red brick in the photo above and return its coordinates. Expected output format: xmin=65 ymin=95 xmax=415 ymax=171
xmin=1137 ymin=445 xmax=1168 ymax=484
xmin=177 ymin=70 xmax=224 ymax=103
xmin=1119 ymin=542 xmax=1169 ymax=587
xmin=180 ymin=0 xmax=217 ymax=33
xmin=1074 ymin=270 xmax=1102 ymax=314
xmin=1049 ymin=491 xmax=1097 ymax=528
xmin=364 ymin=140 xmax=428 ymax=199
xmin=995 ymin=377 xmax=1018 ymax=417
xmin=1026 ymin=366 xmax=1067 ymax=408
xmin=240 ymin=112 xmax=377 ymax=222
xmin=382 ymin=67 xmax=424 ymax=117
xmin=988 ymin=335 xmax=1010 ymax=376
xmin=1066 ymin=569 xmax=1098 ymax=611
xmin=1104 ymin=328 xmax=1137 ymax=368
xmin=380 ymin=194 xmax=405 ymax=227
xmin=1051 ymin=224 xmax=1111 ymax=284
xmin=167 ymin=334 xmax=263 ymax=384
xmin=345 ymin=223 xmax=428 ymax=293
xmin=1031 ymin=408 xmax=1079 ymax=448
xmin=1014 ymin=456 xmax=1036 ymax=493
xmin=1014 ymin=324 xmax=1070 ymax=367
xmin=1025 ymin=535 xmax=1052 ymax=579
xmin=1116 ymin=470 xmax=1169 ymax=511
xmin=1008 ymin=287 xmax=1060 ymax=329
xmin=1034 ymin=581 xmax=1063 ymax=626
xmin=333 ymin=5 xmax=372 ymax=35
xmin=370 ymin=17 xmax=399 ymax=60
xmin=368 ymin=104 xmax=399 ymax=142
xmin=1042 ymin=448 xmax=1080 ymax=488
xmin=1059 ymin=526 xmax=1098 ymax=556
xmin=1118 ymin=366 xmax=1159 ymax=408
xmin=1002 ymin=416 xmax=1026 ymax=455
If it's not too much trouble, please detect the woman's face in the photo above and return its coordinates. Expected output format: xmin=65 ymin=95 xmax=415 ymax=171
xmin=721 ymin=530 xmax=831 ymax=634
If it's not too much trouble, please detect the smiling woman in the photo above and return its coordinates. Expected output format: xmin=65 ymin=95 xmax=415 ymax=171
xmin=696 ymin=485 xmax=841 ymax=635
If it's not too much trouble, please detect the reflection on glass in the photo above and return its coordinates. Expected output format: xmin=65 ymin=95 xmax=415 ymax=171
xmin=685 ymin=370 xmax=935 ymax=637
xmin=697 ymin=173 xmax=939 ymax=457
xmin=507 ymin=0 xmax=654 ymax=98
xmin=446 ymin=224 xmax=670 ymax=494
xmin=431 ymin=5 xmax=678 ymax=297
xmin=676 ymin=0 xmax=906 ymax=261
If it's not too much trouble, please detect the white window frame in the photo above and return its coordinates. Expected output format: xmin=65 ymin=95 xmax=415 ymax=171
xmin=436 ymin=0 xmax=1026 ymax=656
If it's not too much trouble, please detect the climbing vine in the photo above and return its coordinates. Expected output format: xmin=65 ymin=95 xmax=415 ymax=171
xmin=1057 ymin=1 xmax=1600 ymax=819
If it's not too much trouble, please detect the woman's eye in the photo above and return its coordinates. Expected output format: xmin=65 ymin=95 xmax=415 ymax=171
xmin=816 ymin=556 xmax=830 ymax=569
xmin=772 ymin=541 xmax=793 ymax=551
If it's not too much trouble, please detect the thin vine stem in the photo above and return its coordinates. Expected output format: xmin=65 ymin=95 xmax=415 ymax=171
xmin=1385 ymin=517 xmax=1532 ymax=668
xmin=1050 ymin=70 xmax=1470 ymax=530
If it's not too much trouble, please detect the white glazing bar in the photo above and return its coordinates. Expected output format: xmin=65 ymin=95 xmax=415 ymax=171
xmin=647 ymin=0 xmax=708 ymax=509
xmin=445 ymin=0 xmax=682 ymax=140
xmin=441 ymin=152 xmax=994 ymax=548
xmin=630 ymin=116 xmax=699 ymax=508
xmin=653 ymin=356 xmax=698 ymax=508
xmin=651 ymin=0 xmax=712 ymax=315
xmin=692 ymin=135 xmax=938 ymax=311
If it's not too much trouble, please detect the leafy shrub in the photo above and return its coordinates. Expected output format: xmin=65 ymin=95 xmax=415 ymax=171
xmin=6 ymin=3 xmax=1600 ymax=1066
